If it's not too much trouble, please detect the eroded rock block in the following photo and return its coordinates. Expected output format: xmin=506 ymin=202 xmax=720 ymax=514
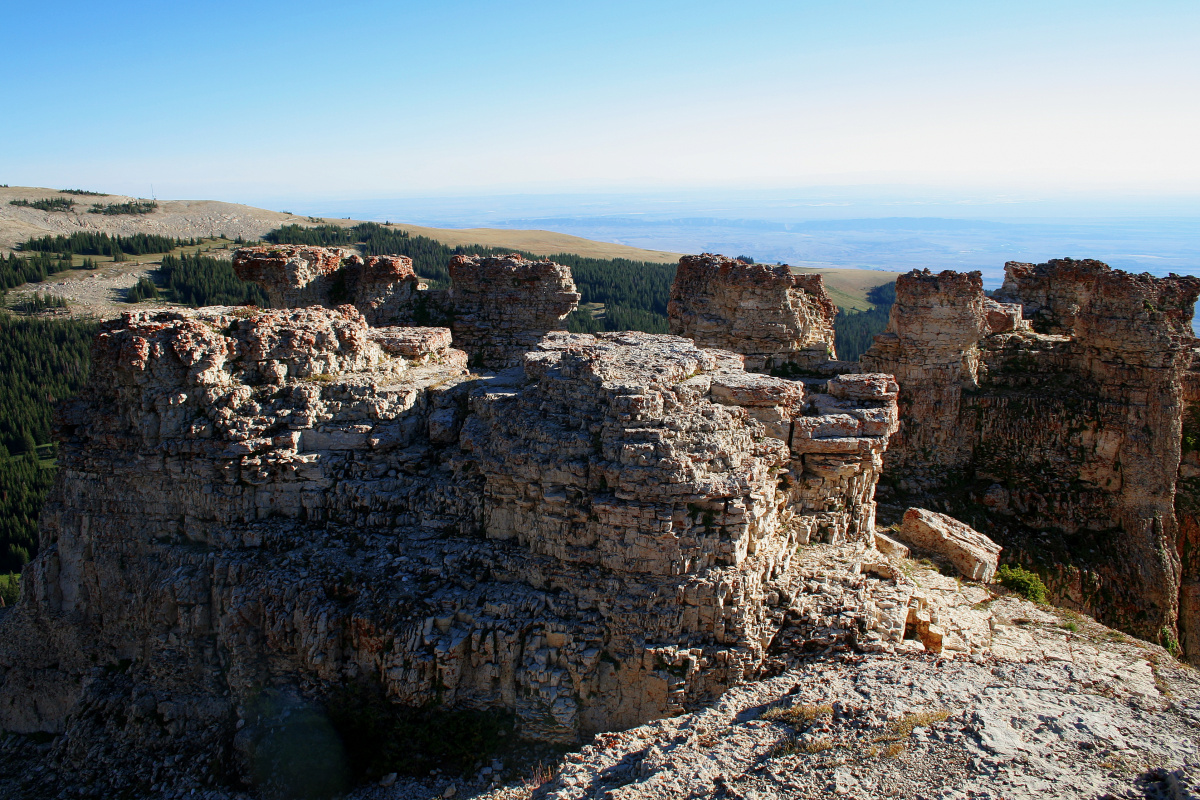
xmin=874 ymin=530 xmax=910 ymax=559
xmin=897 ymin=508 xmax=1001 ymax=582
xmin=668 ymin=254 xmax=837 ymax=373
xmin=448 ymin=254 xmax=580 ymax=368
xmin=861 ymin=259 xmax=1200 ymax=655
xmin=233 ymin=245 xmax=426 ymax=326
xmin=0 ymin=305 xmax=899 ymax=775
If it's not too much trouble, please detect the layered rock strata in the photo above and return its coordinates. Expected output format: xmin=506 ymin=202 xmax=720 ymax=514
xmin=0 ymin=304 xmax=898 ymax=793
xmin=896 ymin=507 xmax=1002 ymax=583
xmin=668 ymin=254 xmax=838 ymax=374
xmin=447 ymin=254 xmax=581 ymax=367
xmin=861 ymin=260 xmax=1200 ymax=657
xmin=232 ymin=245 xmax=425 ymax=326
xmin=233 ymin=247 xmax=583 ymax=368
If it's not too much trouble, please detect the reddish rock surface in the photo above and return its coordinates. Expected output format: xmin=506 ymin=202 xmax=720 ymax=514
xmin=668 ymin=254 xmax=837 ymax=374
xmin=232 ymin=244 xmax=350 ymax=308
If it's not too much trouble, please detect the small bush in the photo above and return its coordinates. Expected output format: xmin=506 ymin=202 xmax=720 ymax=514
xmin=761 ymin=703 xmax=833 ymax=726
xmin=1160 ymin=626 xmax=1181 ymax=658
xmin=887 ymin=709 xmax=949 ymax=738
xmin=996 ymin=564 xmax=1048 ymax=604
xmin=769 ymin=734 xmax=833 ymax=758
xmin=0 ymin=572 xmax=20 ymax=606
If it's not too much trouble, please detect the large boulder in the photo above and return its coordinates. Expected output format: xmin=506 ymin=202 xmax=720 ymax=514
xmin=897 ymin=508 xmax=1001 ymax=582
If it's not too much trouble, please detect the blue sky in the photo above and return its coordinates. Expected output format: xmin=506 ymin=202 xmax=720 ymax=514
xmin=3 ymin=1 xmax=1199 ymax=205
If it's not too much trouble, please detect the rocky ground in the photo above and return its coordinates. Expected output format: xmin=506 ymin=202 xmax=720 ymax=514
xmin=5 ymin=552 xmax=1195 ymax=800
xmin=5 ymin=261 xmax=166 ymax=318
xmin=357 ymin=558 xmax=1200 ymax=800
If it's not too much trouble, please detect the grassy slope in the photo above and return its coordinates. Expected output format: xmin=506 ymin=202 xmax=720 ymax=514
xmin=794 ymin=266 xmax=901 ymax=312
xmin=1 ymin=185 xmax=899 ymax=309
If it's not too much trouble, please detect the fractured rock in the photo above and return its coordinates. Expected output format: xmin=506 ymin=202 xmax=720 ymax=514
xmin=448 ymin=253 xmax=580 ymax=368
xmin=232 ymin=245 xmax=425 ymax=326
xmin=668 ymin=254 xmax=837 ymax=374
xmin=861 ymin=260 xmax=1200 ymax=655
xmin=873 ymin=530 xmax=909 ymax=559
xmin=0 ymin=303 xmax=899 ymax=787
xmin=897 ymin=508 xmax=1002 ymax=583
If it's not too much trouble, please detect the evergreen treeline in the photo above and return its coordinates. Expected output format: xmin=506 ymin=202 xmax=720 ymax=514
xmin=266 ymin=223 xmax=361 ymax=247
xmin=0 ymin=253 xmax=73 ymax=289
xmin=833 ymin=281 xmax=896 ymax=362
xmin=266 ymin=223 xmax=456 ymax=284
xmin=9 ymin=198 xmax=75 ymax=212
xmin=265 ymin=223 xmax=676 ymax=334
xmin=59 ymin=189 xmax=107 ymax=196
xmin=562 ymin=255 xmax=673 ymax=320
xmin=0 ymin=315 xmax=97 ymax=573
xmin=126 ymin=277 xmax=159 ymax=303
xmin=160 ymin=252 xmax=268 ymax=307
xmin=18 ymin=293 xmax=68 ymax=313
xmin=20 ymin=231 xmax=191 ymax=257
xmin=89 ymin=200 xmax=157 ymax=215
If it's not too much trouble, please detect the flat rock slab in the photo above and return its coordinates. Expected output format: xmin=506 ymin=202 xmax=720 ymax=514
xmin=898 ymin=507 xmax=1002 ymax=582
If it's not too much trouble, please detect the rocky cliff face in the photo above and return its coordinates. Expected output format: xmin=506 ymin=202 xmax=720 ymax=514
xmin=447 ymin=254 xmax=581 ymax=368
xmin=668 ymin=254 xmax=838 ymax=374
xmin=0 ymin=289 xmax=896 ymax=792
xmin=861 ymin=259 xmax=1200 ymax=658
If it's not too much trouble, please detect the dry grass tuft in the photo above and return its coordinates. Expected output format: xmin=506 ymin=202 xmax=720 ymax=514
xmin=874 ymin=709 xmax=950 ymax=742
xmin=761 ymin=703 xmax=833 ymax=726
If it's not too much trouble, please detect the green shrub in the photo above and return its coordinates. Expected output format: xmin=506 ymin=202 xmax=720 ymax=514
xmin=996 ymin=564 xmax=1048 ymax=604
xmin=0 ymin=572 xmax=20 ymax=606
xmin=1160 ymin=626 xmax=1181 ymax=658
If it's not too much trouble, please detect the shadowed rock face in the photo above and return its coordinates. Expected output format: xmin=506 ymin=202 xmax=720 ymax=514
xmin=447 ymin=254 xmax=581 ymax=368
xmin=861 ymin=259 xmax=1200 ymax=658
xmin=667 ymin=254 xmax=838 ymax=374
xmin=0 ymin=302 xmax=896 ymax=790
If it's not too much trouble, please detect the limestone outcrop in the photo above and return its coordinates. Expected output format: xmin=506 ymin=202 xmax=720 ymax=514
xmin=447 ymin=254 xmax=581 ymax=367
xmin=0 ymin=298 xmax=897 ymax=792
xmin=232 ymin=245 xmax=425 ymax=327
xmin=861 ymin=259 xmax=1200 ymax=657
xmin=668 ymin=254 xmax=837 ymax=374
xmin=896 ymin=507 xmax=1002 ymax=582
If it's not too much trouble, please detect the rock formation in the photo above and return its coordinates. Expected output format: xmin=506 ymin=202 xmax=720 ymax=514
xmin=233 ymin=247 xmax=582 ymax=368
xmin=0 ymin=290 xmax=897 ymax=792
xmin=668 ymin=254 xmax=838 ymax=374
xmin=447 ymin=253 xmax=581 ymax=367
xmin=233 ymin=245 xmax=425 ymax=327
xmin=8 ymin=243 xmax=1200 ymax=797
xmin=861 ymin=259 xmax=1200 ymax=658
xmin=896 ymin=507 xmax=1002 ymax=583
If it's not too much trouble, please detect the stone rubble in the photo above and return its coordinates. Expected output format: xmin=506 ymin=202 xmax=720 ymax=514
xmin=413 ymin=555 xmax=1200 ymax=800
